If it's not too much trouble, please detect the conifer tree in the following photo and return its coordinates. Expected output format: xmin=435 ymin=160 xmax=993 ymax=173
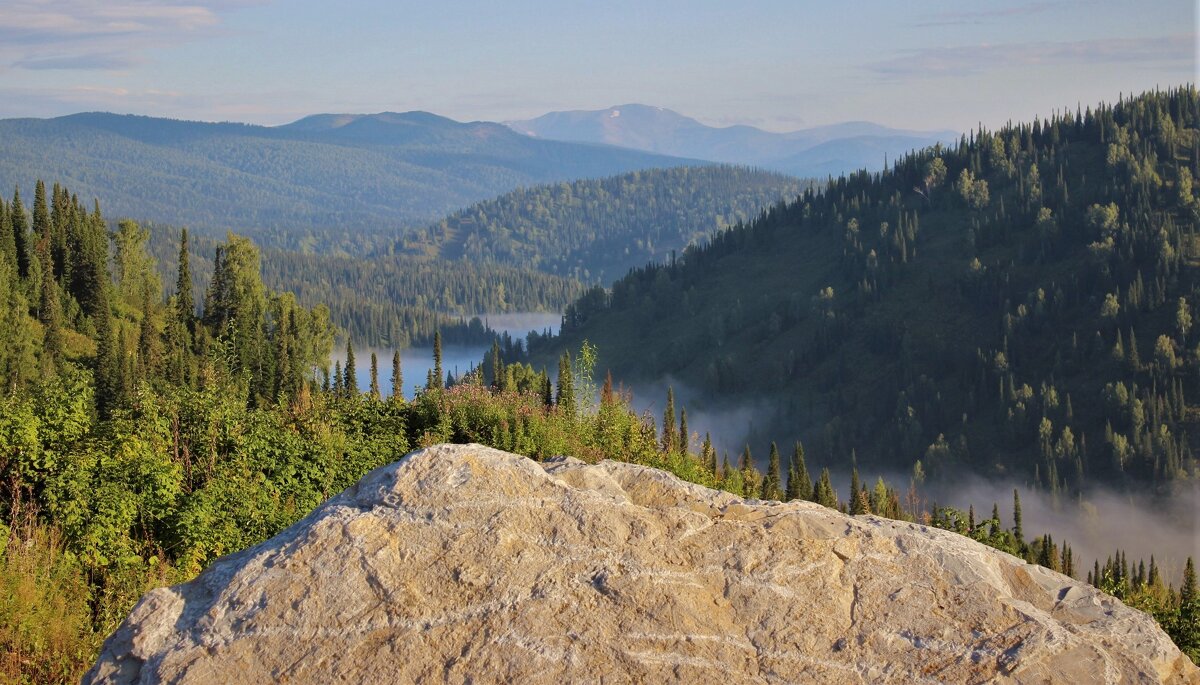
xmin=0 ymin=200 xmax=14 ymax=276
xmin=35 ymin=209 xmax=63 ymax=372
xmin=739 ymin=445 xmax=756 ymax=498
xmin=679 ymin=409 xmax=689 ymax=455
xmin=787 ymin=442 xmax=813 ymax=501
xmin=556 ymin=351 xmax=575 ymax=417
xmin=1013 ymin=489 xmax=1024 ymax=546
xmin=332 ymin=360 xmax=343 ymax=395
xmin=761 ymin=442 xmax=782 ymax=500
xmin=815 ymin=468 xmax=838 ymax=508
xmin=849 ymin=467 xmax=864 ymax=514
xmin=344 ymin=340 xmax=358 ymax=395
xmin=721 ymin=452 xmax=731 ymax=481
xmin=662 ymin=387 xmax=677 ymax=452
xmin=702 ymin=433 xmax=716 ymax=473
xmin=432 ymin=330 xmax=443 ymax=389
xmin=10 ymin=186 xmax=29 ymax=279
xmin=369 ymin=352 xmax=381 ymax=400
xmin=541 ymin=371 xmax=552 ymax=407
xmin=176 ymin=228 xmax=195 ymax=336
xmin=390 ymin=350 xmax=403 ymax=401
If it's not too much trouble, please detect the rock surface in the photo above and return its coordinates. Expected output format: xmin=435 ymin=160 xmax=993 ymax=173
xmin=86 ymin=444 xmax=1198 ymax=684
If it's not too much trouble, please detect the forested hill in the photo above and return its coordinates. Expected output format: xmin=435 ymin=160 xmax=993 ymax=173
xmin=0 ymin=111 xmax=696 ymax=247
xmin=541 ymin=86 xmax=1200 ymax=493
xmin=394 ymin=166 xmax=806 ymax=283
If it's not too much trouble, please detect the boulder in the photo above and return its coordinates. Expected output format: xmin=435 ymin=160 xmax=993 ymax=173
xmin=85 ymin=444 xmax=1199 ymax=683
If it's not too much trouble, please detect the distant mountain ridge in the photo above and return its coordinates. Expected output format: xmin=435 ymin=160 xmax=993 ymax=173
xmin=0 ymin=111 xmax=698 ymax=243
xmin=505 ymin=104 xmax=958 ymax=178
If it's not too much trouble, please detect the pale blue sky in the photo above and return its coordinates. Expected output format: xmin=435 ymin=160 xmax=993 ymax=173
xmin=0 ymin=0 xmax=1194 ymax=131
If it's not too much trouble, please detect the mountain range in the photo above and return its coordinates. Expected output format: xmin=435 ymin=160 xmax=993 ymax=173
xmin=506 ymin=104 xmax=958 ymax=178
xmin=0 ymin=111 xmax=694 ymax=244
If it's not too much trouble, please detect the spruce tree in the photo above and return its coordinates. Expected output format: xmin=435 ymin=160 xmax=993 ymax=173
xmin=390 ymin=350 xmax=403 ymax=401
xmin=343 ymin=340 xmax=358 ymax=395
xmin=787 ymin=442 xmax=813 ymax=502
xmin=678 ymin=409 xmax=689 ymax=455
xmin=432 ymin=330 xmax=443 ymax=389
xmin=332 ymin=360 xmax=343 ymax=395
xmin=369 ymin=352 xmax=381 ymax=400
xmin=815 ymin=468 xmax=838 ymax=508
xmin=10 ymin=187 xmax=29 ymax=279
xmin=739 ymin=445 xmax=756 ymax=498
xmin=0 ymin=200 xmax=14 ymax=276
xmin=662 ymin=387 xmax=677 ymax=452
xmin=1013 ymin=489 xmax=1024 ymax=546
xmin=36 ymin=226 xmax=62 ymax=371
xmin=761 ymin=442 xmax=782 ymax=500
xmin=849 ymin=467 xmax=864 ymax=514
xmin=556 ymin=351 xmax=575 ymax=417
xmin=702 ymin=433 xmax=716 ymax=473
xmin=176 ymin=228 xmax=195 ymax=336
xmin=93 ymin=285 xmax=118 ymax=418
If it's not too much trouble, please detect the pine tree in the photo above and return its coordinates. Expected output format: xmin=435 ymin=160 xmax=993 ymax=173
xmin=739 ymin=445 xmax=756 ymax=498
xmin=390 ymin=350 xmax=403 ymax=401
xmin=679 ymin=409 xmax=689 ymax=455
xmin=721 ymin=452 xmax=731 ymax=481
xmin=369 ymin=352 xmax=381 ymax=400
xmin=344 ymin=339 xmax=358 ymax=395
xmin=541 ymin=371 xmax=553 ymax=407
xmin=556 ymin=351 xmax=575 ymax=417
xmin=176 ymin=228 xmax=195 ymax=336
xmin=662 ymin=387 xmax=677 ymax=452
xmin=815 ymin=468 xmax=838 ymax=508
xmin=1178 ymin=557 xmax=1199 ymax=660
xmin=702 ymin=433 xmax=716 ymax=473
xmin=761 ymin=442 xmax=782 ymax=500
xmin=35 ymin=209 xmax=62 ymax=372
xmin=332 ymin=360 xmax=343 ymax=395
xmin=432 ymin=330 xmax=443 ymax=389
xmin=10 ymin=186 xmax=29 ymax=280
xmin=1013 ymin=489 xmax=1024 ymax=546
xmin=849 ymin=467 xmax=864 ymax=514
xmin=787 ymin=442 xmax=813 ymax=501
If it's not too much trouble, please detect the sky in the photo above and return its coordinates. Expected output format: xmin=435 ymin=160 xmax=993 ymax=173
xmin=0 ymin=0 xmax=1195 ymax=132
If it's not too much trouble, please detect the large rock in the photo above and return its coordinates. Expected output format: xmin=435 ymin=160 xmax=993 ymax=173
xmin=86 ymin=444 xmax=1198 ymax=684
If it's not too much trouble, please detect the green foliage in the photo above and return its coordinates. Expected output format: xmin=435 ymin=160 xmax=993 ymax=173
xmin=544 ymin=85 xmax=1200 ymax=493
xmin=401 ymin=165 xmax=805 ymax=283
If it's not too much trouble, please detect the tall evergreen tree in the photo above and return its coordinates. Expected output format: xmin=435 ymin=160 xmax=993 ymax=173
xmin=433 ymin=330 xmax=443 ymax=389
xmin=390 ymin=350 xmax=403 ymax=400
xmin=814 ymin=468 xmax=838 ymax=508
xmin=679 ymin=409 xmax=689 ymax=455
xmin=761 ymin=442 xmax=783 ymax=500
xmin=1013 ymin=489 xmax=1025 ymax=546
xmin=786 ymin=441 xmax=813 ymax=502
xmin=176 ymin=228 xmax=195 ymax=336
xmin=662 ymin=387 xmax=677 ymax=452
xmin=849 ymin=467 xmax=864 ymax=514
xmin=10 ymin=186 xmax=29 ymax=280
xmin=369 ymin=352 xmax=381 ymax=400
xmin=556 ymin=351 xmax=575 ymax=417
xmin=344 ymin=339 xmax=358 ymax=395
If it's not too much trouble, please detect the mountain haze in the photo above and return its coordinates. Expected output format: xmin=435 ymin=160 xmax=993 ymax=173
xmin=0 ymin=111 xmax=697 ymax=244
xmin=505 ymin=104 xmax=957 ymax=178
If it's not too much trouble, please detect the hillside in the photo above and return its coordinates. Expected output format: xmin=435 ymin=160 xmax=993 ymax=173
xmin=540 ymin=87 xmax=1200 ymax=493
xmin=85 ymin=444 xmax=1196 ymax=684
xmin=396 ymin=166 xmax=805 ymax=283
xmin=506 ymin=104 xmax=957 ymax=178
xmin=0 ymin=111 xmax=696 ymax=249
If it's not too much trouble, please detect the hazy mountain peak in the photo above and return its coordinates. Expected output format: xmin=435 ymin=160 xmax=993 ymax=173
xmin=506 ymin=105 xmax=957 ymax=178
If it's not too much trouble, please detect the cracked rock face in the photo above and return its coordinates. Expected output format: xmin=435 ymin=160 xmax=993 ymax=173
xmin=86 ymin=444 xmax=1198 ymax=684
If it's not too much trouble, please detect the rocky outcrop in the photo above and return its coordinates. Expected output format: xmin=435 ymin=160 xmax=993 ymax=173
xmin=86 ymin=444 xmax=1198 ymax=684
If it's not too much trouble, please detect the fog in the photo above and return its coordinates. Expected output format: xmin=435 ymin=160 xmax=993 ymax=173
xmin=331 ymin=312 xmax=560 ymax=400
xmin=615 ymin=374 xmax=1199 ymax=585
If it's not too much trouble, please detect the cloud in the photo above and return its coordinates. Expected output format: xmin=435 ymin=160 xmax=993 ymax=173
xmin=0 ymin=1 xmax=264 ymax=72
xmin=868 ymin=34 xmax=1196 ymax=79
xmin=14 ymin=52 xmax=141 ymax=70
xmin=914 ymin=2 xmax=1068 ymax=27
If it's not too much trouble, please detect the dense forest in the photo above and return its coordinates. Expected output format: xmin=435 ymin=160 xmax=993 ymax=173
xmin=541 ymin=86 xmax=1200 ymax=497
xmin=144 ymin=228 xmax=579 ymax=348
xmin=395 ymin=166 xmax=806 ymax=283
xmin=0 ymin=178 xmax=1194 ymax=682
xmin=0 ymin=112 xmax=692 ymax=248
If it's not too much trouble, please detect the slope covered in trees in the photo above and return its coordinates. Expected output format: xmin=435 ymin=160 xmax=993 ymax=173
xmin=395 ymin=166 xmax=805 ymax=283
xmin=0 ymin=180 xmax=1195 ymax=681
xmin=540 ymin=87 xmax=1200 ymax=495
xmin=0 ymin=112 xmax=696 ymax=251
